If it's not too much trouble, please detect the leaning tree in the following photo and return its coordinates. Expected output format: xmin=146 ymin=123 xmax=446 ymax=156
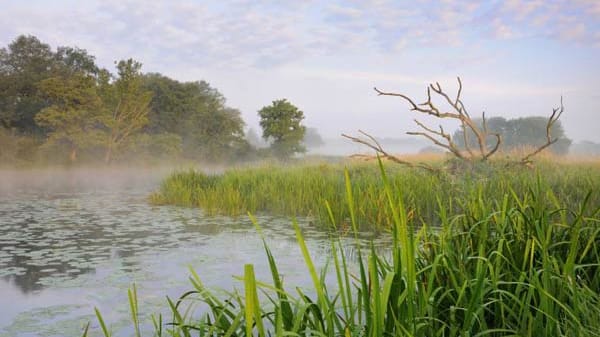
xmin=343 ymin=77 xmax=564 ymax=172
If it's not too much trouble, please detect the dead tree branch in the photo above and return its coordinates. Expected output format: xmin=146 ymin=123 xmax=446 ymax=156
xmin=346 ymin=77 xmax=565 ymax=172
xmin=373 ymin=77 xmax=497 ymax=161
xmin=519 ymin=97 xmax=564 ymax=165
xmin=341 ymin=130 xmax=439 ymax=173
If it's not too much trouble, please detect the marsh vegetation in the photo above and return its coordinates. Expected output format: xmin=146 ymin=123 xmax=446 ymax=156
xmin=76 ymin=157 xmax=600 ymax=337
xmin=150 ymin=158 xmax=600 ymax=231
xmin=2 ymin=32 xmax=600 ymax=337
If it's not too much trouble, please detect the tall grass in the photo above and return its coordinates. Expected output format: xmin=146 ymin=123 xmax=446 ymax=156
xmin=90 ymin=159 xmax=600 ymax=336
xmin=150 ymin=160 xmax=600 ymax=231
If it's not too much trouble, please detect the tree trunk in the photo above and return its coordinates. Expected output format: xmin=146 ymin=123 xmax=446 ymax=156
xmin=69 ymin=148 xmax=78 ymax=163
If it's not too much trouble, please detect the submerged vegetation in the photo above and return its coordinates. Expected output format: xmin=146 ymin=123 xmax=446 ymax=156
xmin=91 ymin=159 xmax=600 ymax=336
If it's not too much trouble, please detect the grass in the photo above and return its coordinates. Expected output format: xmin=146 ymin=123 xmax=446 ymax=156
xmin=150 ymin=158 xmax=600 ymax=231
xmin=88 ymin=158 xmax=600 ymax=336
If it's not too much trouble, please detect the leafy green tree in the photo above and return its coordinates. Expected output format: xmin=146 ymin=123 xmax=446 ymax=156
xmin=0 ymin=127 xmax=38 ymax=165
xmin=142 ymin=73 xmax=248 ymax=161
xmin=54 ymin=46 xmax=99 ymax=76
xmin=0 ymin=35 xmax=99 ymax=136
xmin=35 ymin=73 xmax=104 ymax=162
xmin=190 ymin=107 xmax=247 ymax=161
xmin=453 ymin=116 xmax=571 ymax=155
xmin=98 ymin=59 xmax=152 ymax=163
xmin=142 ymin=73 xmax=196 ymax=135
xmin=0 ymin=35 xmax=56 ymax=135
xmin=120 ymin=132 xmax=182 ymax=161
xmin=0 ymin=35 xmax=251 ymax=164
xmin=258 ymin=99 xmax=306 ymax=159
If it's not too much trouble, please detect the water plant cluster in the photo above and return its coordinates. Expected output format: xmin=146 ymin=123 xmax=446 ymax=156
xmin=150 ymin=160 xmax=600 ymax=231
xmin=87 ymin=159 xmax=600 ymax=336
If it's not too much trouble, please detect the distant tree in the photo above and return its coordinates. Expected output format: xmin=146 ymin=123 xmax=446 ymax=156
xmin=258 ymin=99 xmax=306 ymax=159
xmin=0 ymin=35 xmax=56 ymax=135
xmin=0 ymin=127 xmax=38 ymax=165
xmin=189 ymin=106 xmax=248 ymax=161
xmin=0 ymin=35 xmax=251 ymax=164
xmin=245 ymin=127 xmax=265 ymax=148
xmin=98 ymin=59 xmax=152 ymax=163
xmin=453 ymin=116 xmax=571 ymax=155
xmin=303 ymin=127 xmax=325 ymax=149
xmin=142 ymin=73 xmax=248 ymax=161
xmin=54 ymin=46 xmax=99 ymax=76
xmin=344 ymin=77 xmax=567 ymax=171
xmin=35 ymin=73 xmax=104 ymax=162
xmin=121 ymin=132 xmax=182 ymax=161
xmin=142 ymin=73 xmax=196 ymax=135
xmin=0 ymin=35 xmax=100 ymax=136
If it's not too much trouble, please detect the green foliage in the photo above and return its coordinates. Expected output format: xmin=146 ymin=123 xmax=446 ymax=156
xmin=453 ymin=116 xmax=572 ymax=155
xmin=121 ymin=132 xmax=182 ymax=162
xmin=0 ymin=35 xmax=99 ymax=136
xmin=258 ymin=99 xmax=306 ymax=159
xmin=35 ymin=73 xmax=104 ymax=162
xmin=0 ymin=127 xmax=39 ymax=165
xmin=142 ymin=73 xmax=249 ymax=162
xmin=0 ymin=35 xmax=251 ymax=165
xmin=0 ymin=35 xmax=56 ymax=135
xmin=93 ymin=163 xmax=600 ymax=336
xmin=99 ymin=59 xmax=152 ymax=163
xmin=151 ymin=160 xmax=600 ymax=231
xmin=31 ymin=59 xmax=153 ymax=164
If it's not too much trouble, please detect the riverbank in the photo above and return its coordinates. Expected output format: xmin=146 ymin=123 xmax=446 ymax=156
xmin=150 ymin=158 xmax=600 ymax=231
xmin=92 ymin=158 xmax=600 ymax=336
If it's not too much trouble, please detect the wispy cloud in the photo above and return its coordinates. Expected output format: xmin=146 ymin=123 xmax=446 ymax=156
xmin=0 ymin=0 xmax=598 ymax=141
xmin=1 ymin=0 xmax=599 ymax=71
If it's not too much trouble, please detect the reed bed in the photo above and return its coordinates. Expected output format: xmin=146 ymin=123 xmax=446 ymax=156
xmin=150 ymin=159 xmax=600 ymax=231
xmin=88 ymin=159 xmax=600 ymax=336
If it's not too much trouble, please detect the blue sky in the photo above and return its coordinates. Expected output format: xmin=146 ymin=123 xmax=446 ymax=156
xmin=1 ymin=0 xmax=599 ymax=142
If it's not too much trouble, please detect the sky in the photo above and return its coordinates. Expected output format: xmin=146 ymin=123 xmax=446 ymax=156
xmin=1 ymin=0 xmax=599 ymax=143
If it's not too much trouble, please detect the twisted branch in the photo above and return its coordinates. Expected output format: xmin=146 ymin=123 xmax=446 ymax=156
xmin=347 ymin=77 xmax=564 ymax=172
xmin=341 ymin=130 xmax=438 ymax=173
xmin=520 ymin=97 xmax=564 ymax=165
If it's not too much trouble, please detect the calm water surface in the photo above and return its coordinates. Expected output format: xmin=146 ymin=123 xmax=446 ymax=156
xmin=0 ymin=168 xmax=387 ymax=337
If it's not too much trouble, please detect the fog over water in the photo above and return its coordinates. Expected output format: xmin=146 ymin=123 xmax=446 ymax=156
xmin=0 ymin=167 xmax=389 ymax=337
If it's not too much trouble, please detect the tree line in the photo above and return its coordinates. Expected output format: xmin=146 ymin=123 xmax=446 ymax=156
xmin=452 ymin=116 xmax=571 ymax=155
xmin=0 ymin=35 xmax=312 ymax=166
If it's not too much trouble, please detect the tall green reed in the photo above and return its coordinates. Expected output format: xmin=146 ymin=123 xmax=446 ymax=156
xmin=91 ymin=159 xmax=600 ymax=336
xmin=150 ymin=161 xmax=600 ymax=231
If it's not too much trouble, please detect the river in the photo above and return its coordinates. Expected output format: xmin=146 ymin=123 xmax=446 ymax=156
xmin=0 ymin=168 xmax=386 ymax=337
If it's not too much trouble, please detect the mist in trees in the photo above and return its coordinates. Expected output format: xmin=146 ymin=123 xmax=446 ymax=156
xmin=0 ymin=35 xmax=583 ymax=167
xmin=258 ymin=99 xmax=306 ymax=159
xmin=302 ymin=127 xmax=324 ymax=149
xmin=0 ymin=35 xmax=251 ymax=165
xmin=0 ymin=35 xmax=98 ymax=137
xmin=452 ymin=116 xmax=572 ymax=155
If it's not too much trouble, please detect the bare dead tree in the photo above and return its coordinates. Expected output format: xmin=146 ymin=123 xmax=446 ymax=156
xmin=343 ymin=77 xmax=564 ymax=170
xmin=519 ymin=97 xmax=564 ymax=166
xmin=342 ymin=130 xmax=439 ymax=173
